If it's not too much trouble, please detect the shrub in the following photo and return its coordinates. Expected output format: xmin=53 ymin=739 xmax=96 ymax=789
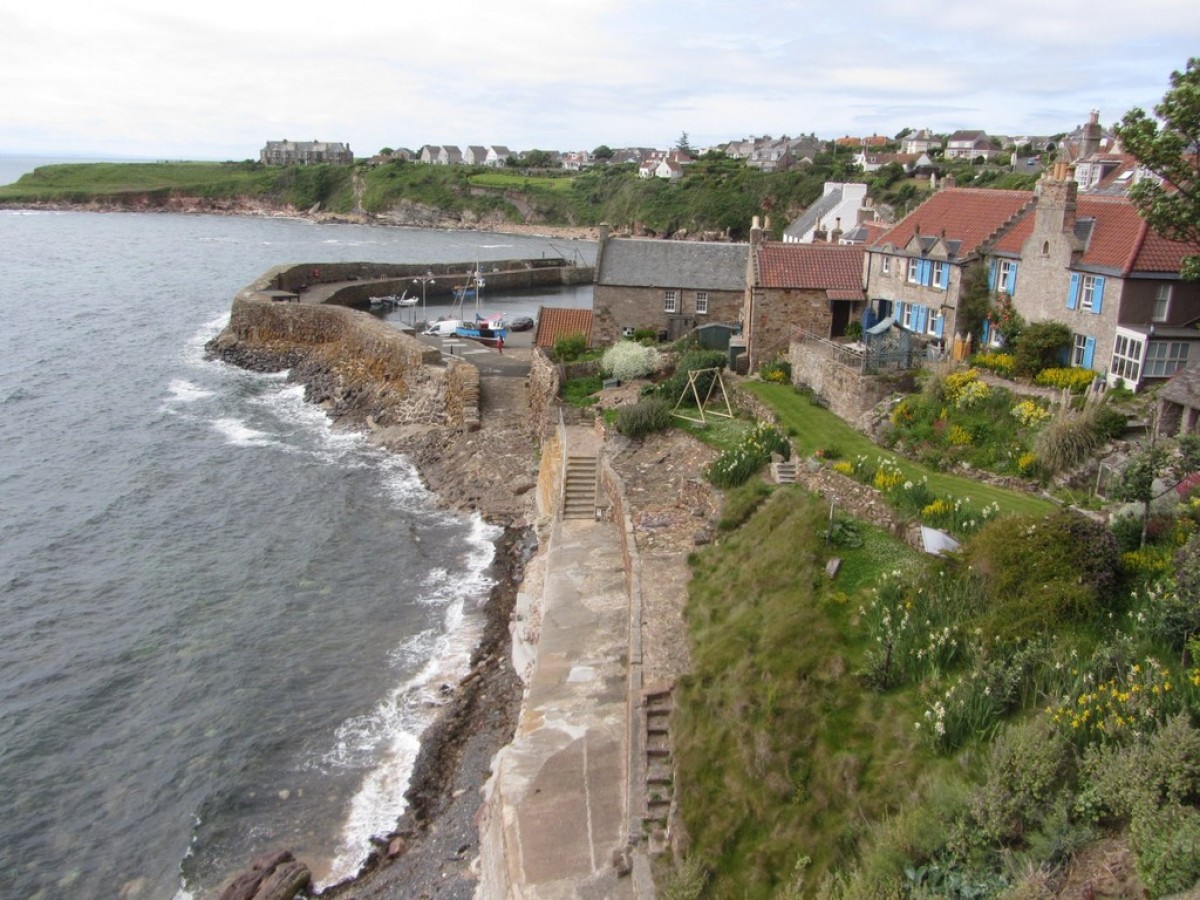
xmin=971 ymin=352 xmax=1016 ymax=377
xmin=705 ymin=420 xmax=790 ymax=488
xmin=1013 ymin=321 xmax=1071 ymax=377
xmin=1010 ymin=399 xmax=1050 ymax=428
xmin=943 ymin=368 xmax=982 ymax=406
xmin=615 ymin=397 xmax=673 ymax=440
xmin=602 ymin=340 xmax=662 ymax=382
xmin=964 ymin=511 xmax=1121 ymax=638
xmin=971 ymin=720 xmax=1072 ymax=844
xmin=1034 ymin=367 xmax=1097 ymax=393
xmin=759 ymin=356 xmax=792 ymax=384
xmin=554 ymin=332 xmax=589 ymax=362
xmin=1033 ymin=406 xmax=1105 ymax=475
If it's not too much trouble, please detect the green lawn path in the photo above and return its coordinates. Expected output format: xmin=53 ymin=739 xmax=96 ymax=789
xmin=743 ymin=381 xmax=1055 ymax=518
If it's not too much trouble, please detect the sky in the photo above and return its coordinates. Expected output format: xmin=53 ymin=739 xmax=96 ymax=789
xmin=1 ymin=0 xmax=1197 ymax=161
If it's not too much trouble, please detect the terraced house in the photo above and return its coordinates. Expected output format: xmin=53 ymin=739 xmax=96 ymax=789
xmin=864 ymin=185 xmax=1035 ymax=351
xmin=985 ymin=167 xmax=1200 ymax=390
xmin=865 ymin=170 xmax=1200 ymax=390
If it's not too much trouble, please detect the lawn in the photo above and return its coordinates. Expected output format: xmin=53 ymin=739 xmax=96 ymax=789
xmin=468 ymin=171 xmax=575 ymax=192
xmin=742 ymin=381 xmax=1055 ymax=518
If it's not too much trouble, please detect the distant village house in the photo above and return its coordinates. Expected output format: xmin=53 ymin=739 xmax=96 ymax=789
xmin=260 ymin=140 xmax=354 ymax=166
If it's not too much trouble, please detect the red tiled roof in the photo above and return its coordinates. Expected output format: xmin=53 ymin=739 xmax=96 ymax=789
xmin=534 ymin=307 xmax=593 ymax=348
xmin=989 ymin=192 xmax=1200 ymax=273
xmin=756 ymin=242 xmax=865 ymax=293
xmin=878 ymin=188 xmax=1035 ymax=258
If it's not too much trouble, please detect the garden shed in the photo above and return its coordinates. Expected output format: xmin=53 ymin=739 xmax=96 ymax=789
xmin=1157 ymin=365 xmax=1200 ymax=437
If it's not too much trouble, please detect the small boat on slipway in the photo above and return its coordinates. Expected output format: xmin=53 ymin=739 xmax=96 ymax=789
xmin=455 ymin=313 xmax=507 ymax=347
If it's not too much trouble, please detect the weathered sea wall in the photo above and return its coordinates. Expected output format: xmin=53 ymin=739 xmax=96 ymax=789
xmin=208 ymin=268 xmax=480 ymax=430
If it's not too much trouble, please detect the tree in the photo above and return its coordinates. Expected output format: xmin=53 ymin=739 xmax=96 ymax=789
xmin=592 ymin=145 xmax=614 ymax=160
xmin=1112 ymin=431 xmax=1200 ymax=547
xmin=379 ymin=147 xmax=394 ymax=157
xmin=1115 ymin=58 xmax=1200 ymax=279
xmin=675 ymin=132 xmax=693 ymax=155
xmin=895 ymin=127 xmax=914 ymax=141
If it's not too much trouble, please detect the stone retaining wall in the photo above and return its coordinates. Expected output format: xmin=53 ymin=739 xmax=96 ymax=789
xmin=789 ymin=339 xmax=900 ymax=432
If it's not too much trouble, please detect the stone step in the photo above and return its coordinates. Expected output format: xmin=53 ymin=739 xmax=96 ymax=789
xmin=771 ymin=460 xmax=798 ymax=484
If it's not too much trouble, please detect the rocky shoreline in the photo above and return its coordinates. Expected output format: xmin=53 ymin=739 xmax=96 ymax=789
xmin=207 ymin=334 xmax=545 ymax=899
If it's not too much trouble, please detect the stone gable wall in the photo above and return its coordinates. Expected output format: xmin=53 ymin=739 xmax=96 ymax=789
xmin=788 ymin=340 xmax=898 ymax=431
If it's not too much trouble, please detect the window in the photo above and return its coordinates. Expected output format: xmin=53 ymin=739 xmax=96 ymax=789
xmin=907 ymin=259 xmax=920 ymax=284
xmin=926 ymin=309 xmax=941 ymax=336
xmin=663 ymin=290 xmax=677 ymax=313
xmin=998 ymin=259 xmax=1017 ymax=295
xmin=1110 ymin=334 xmax=1144 ymax=385
xmin=695 ymin=291 xmax=709 ymax=315
xmin=1144 ymin=341 xmax=1190 ymax=378
xmin=1041 ymin=241 xmax=1050 ymax=256
xmin=1080 ymin=275 xmax=1098 ymax=311
xmin=1152 ymin=284 xmax=1171 ymax=322
xmin=901 ymin=303 xmax=915 ymax=329
xmin=932 ymin=261 xmax=946 ymax=290
xmin=881 ymin=255 xmax=891 ymax=275
xmin=1072 ymin=333 xmax=1089 ymax=367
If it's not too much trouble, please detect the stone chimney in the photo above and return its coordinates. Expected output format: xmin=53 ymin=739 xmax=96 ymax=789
xmin=1081 ymin=109 xmax=1102 ymax=158
xmin=1036 ymin=170 xmax=1078 ymax=234
xmin=750 ymin=216 xmax=763 ymax=250
xmin=813 ymin=220 xmax=828 ymax=242
xmin=831 ymin=217 xmax=843 ymax=244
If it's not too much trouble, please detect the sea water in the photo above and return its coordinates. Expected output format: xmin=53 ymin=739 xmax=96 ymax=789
xmin=0 ymin=174 xmax=593 ymax=897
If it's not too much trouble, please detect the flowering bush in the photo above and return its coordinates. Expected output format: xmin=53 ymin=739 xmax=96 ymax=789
xmin=955 ymin=379 xmax=991 ymax=409
xmin=602 ymin=340 xmax=662 ymax=382
xmin=1035 ymin=367 xmax=1097 ymax=393
xmin=832 ymin=460 xmax=855 ymax=477
xmin=872 ymin=457 xmax=905 ymax=491
xmin=705 ymin=420 xmax=790 ymax=489
xmin=1048 ymin=657 xmax=1182 ymax=745
xmin=759 ymin=357 xmax=792 ymax=384
xmin=971 ymin=352 xmax=1017 ymax=377
xmin=1011 ymin=399 xmax=1051 ymax=428
xmin=943 ymin=368 xmax=982 ymax=406
xmin=947 ymin=425 xmax=973 ymax=446
xmin=1017 ymin=451 xmax=1038 ymax=476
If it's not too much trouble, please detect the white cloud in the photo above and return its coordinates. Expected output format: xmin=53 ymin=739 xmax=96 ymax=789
xmin=1 ymin=0 xmax=1197 ymax=158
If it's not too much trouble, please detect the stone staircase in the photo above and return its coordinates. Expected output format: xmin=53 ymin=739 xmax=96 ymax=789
xmin=561 ymin=454 xmax=599 ymax=519
xmin=643 ymin=683 xmax=675 ymax=855
xmin=771 ymin=457 xmax=798 ymax=484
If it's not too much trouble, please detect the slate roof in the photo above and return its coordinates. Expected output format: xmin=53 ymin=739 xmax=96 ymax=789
xmin=1159 ymin=364 xmax=1200 ymax=407
xmin=877 ymin=188 xmax=1036 ymax=260
xmin=756 ymin=243 xmax=865 ymax=298
xmin=783 ymin=188 xmax=842 ymax=239
xmin=534 ymin=308 xmax=594 ymax=348
xmin=596 ymin=239 xmax=748 ymax=291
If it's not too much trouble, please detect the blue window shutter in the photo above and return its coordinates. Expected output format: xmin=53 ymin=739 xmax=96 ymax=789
xmin=1006 ymin=262 xmax=1018 ymax=295
xmin=988 ymin=259 xmax=997 ymax=291
xmin=897 ymin=302 xmax=906 ymax=327
xmin=1093 ymin=277 xmax=1105 ymax=314
xmin=923 ymin=260 xmax=932 ymax=286
xmin=1067 ymin=273 xmax=1080 ymax=310
xmin=1082 ymin=337 xmax=1095 ymax=369
xmin=916 ymin=305 xmax=927 ymax=332
xmin=939 ymin=264 xmax=950 ymax=290
xmin=934 ymin=313 xmax=944 ymax=338
xmin=982 ymin=319 xmax=991 ymax=343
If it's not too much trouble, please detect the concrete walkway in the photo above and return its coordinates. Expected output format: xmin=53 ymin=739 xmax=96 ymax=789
xmin=479 ymin=512 xmax=645 ymax=898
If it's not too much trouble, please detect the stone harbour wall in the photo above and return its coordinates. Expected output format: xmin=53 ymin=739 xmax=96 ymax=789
xmin=208 ymin=287 xmax=476 ymax=430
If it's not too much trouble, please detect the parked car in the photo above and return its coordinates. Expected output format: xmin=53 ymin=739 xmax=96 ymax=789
xmin=507 ymin=315 xmax=535 ymax=332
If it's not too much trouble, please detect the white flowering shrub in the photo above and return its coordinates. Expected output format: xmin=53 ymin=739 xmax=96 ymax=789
xmin=601 ymin=341 xmax=662 ymax=382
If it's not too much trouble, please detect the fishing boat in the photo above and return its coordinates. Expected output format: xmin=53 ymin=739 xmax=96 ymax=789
xmin=455 ymin=313 xmax=507 ymax=346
